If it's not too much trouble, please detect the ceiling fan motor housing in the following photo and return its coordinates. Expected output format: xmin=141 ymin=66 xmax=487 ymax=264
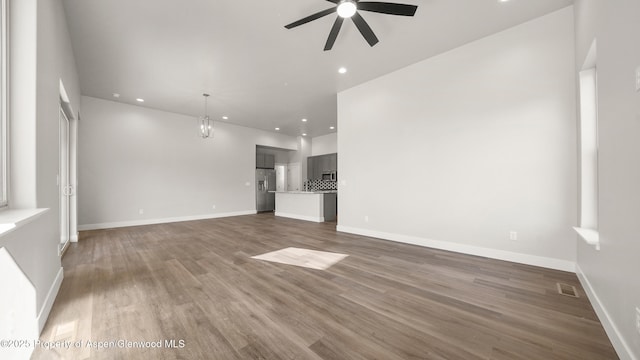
xmin=337 ymin=0 xmax=358 ymax=18
xmin=284 ymin=0 xmax=418 ymax=51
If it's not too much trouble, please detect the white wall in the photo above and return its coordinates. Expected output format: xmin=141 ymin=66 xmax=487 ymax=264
xmin=311 ymin=133 xmax=337 ymax=156
xmin=78 ymin=97 xmax=297 ymax=228
xmin=574 ymin=1 xmax=640 ymax=359
xmin=32 ymin=0 xmax=80 ymax=305
xmin=288 ymin=135 xmax=312 ymax=182
xmin=337 ymin=8 xmax=577 ymax=271
xmin=1 ymin=0 xmax=80 ymax=355
xmin=0 ymin=247 xmax=37 ymax=360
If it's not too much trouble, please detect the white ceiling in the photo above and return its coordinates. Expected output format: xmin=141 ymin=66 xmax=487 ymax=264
xmin=62 ymin=0 xmax=573 ymax=137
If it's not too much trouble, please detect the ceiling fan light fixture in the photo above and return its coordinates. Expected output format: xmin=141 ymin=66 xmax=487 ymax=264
xmin=284 ymin=0 xmax=417 ymax=51
xmin=337 ymin=0 xmax=357 ymax=18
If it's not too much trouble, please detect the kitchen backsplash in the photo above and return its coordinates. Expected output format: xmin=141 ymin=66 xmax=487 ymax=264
xmin=305 ymin=179 xmax=337 ymax=191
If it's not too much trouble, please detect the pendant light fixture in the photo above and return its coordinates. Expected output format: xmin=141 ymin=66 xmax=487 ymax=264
xmin=198 ymin=93 xmax=213 ymax=138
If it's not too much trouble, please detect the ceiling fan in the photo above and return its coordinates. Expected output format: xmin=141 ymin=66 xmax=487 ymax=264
xmin=285 ymin=0 xmax=418 ymax=51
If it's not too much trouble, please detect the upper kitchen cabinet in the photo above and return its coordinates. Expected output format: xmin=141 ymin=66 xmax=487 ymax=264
xmin=307 ymin=156 xmax=315 ymax=179
xmin=306 ymin=153 xmax=338 ymax=179
xmin=327 ymin=153 xmax=337 ymax=171
xmin=256 ymin=153 xmax=275 ymax=169
xmin=314 ymin=156 xmax=324 ymax=179
xmin=265 ymin=154 xmax=275 ymax=168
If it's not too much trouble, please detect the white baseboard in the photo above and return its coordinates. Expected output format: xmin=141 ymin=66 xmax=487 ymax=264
xmin=275 ymin=212 xmax=324 ymax=223
xmin=58 ymin=240 xmax=69 ymax=257
xmin=336 ymin=225 xmax=576 ymax=272
xmin=37 ymin=267 xmax=63 ymax=333
xmin=77 ymin=210 xmax=257 ymax=231
xmin=576 ymin=265 xmax=636 ymax=360
xmin=70 ymin=233 xmax=79 ymax=242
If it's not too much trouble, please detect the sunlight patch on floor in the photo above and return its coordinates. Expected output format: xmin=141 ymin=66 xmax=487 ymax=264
xmin=50 ymin=320 xmax=77 ymax=342
xmin=251 ymin=247 xmax=348 ymax=270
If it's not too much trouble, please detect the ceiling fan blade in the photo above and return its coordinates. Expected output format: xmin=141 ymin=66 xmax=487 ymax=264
xmin=325 ymin=0 xmax=339 ymax=3
xmin=324 ymin=17 xmax=344 ymax=51
xmin=284 ymin=8 xmax=337 ymax=29
xmin=351 ymin=12 xmax=379 ymax=47
xmin=357 ymin=2 xmax=418 ymax=16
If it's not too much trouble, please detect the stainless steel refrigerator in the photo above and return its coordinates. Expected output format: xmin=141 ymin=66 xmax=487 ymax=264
xmin=256 ymin=169 xmax=276 ymax=212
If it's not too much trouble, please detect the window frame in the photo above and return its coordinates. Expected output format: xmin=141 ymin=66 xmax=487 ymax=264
xmin=0 ymin=0 xmax=8 ymax=208
xmin=573 ymin=39 xmax=600 ymax=250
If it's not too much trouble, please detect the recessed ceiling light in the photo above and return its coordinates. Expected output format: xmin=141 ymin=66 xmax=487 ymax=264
xmin=301 ymin=118 xmax=308 ymax=122
xmin=113 ymin=93 xmax=120 ymax=98
xmin=136 ymin=98 xmax=144 ymax=102
xmin=499 ymin=0 xmax=510 ymax=2
xmin=275 ymin=127 xmax=280 ymax=131
xmin=302 ymin=133 xmax=307 ymax=136
xmin=330 ymin=126 xmax=335 ymax=130
xmin=338 ymin=67 xmax=347 ymax=74
xmin=222 ymin=116 xmax=228 ymax=120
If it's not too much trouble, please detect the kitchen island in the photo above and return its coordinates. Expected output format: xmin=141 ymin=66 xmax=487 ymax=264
xmin=273 ymin=191 xmax=337 ymax=223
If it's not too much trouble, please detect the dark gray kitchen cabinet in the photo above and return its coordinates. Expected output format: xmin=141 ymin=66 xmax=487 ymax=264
xmin=328 ymin=153 xmax=337 ymax=171
xmin=306 ymin=153 xmax=338 ymax=179
xmin=307 ymin=156 xmax=315 ymax=179
xmin=314 ymin=157 xmax=324 ymax=179
xmin=256 ymin=153 xmax=275 ymax=169
xmin=264 ymin=154 xmax=275 ymax=169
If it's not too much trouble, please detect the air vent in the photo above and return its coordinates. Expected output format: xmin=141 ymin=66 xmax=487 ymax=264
xmin=557 ymin=283 xmax=579 ymax=298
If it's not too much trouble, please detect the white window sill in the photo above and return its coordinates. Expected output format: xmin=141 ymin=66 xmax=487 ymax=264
xmin=0 ymin=208 xmax=49 ymax=237
xmin=573 ymin=227 xmax=600 ymax=251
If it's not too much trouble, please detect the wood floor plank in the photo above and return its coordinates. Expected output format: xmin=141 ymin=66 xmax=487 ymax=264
xmin=34 ymin=214 xmax=618 ymax=359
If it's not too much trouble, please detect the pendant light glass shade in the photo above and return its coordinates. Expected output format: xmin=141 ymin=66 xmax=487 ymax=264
xmin=199 ymin=93 xmax=213 ymax=138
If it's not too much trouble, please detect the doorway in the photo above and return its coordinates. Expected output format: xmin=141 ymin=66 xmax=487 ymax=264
xmin=287 ymin=163 xmax=301 ymax=191
xmin=59 ymin=79 xmax=78 ymax=255
xmin=59 ymin=106 xmax=71 ymax=255
xmin=275 ymin=164 xmax=287 ymax=192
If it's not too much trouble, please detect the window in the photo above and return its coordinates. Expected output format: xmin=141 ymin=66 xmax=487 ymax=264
xmin=579 ymin=67 xmax=598 ymax=230
xmin=0 ymin=0 xmax=7 ymax=208
xmin=574 ymin=40 xmax=599 ymax=250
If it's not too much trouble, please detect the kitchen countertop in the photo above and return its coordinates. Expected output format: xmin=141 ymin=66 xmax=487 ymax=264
xmin=270 ymin=191 xmax=337 ymax=194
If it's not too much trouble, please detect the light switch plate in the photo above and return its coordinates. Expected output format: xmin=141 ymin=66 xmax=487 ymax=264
xmin=636 ymin=66 xmax=640 ymax=92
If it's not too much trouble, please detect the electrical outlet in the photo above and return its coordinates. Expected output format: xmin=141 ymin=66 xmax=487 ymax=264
xmin=139 ymin=209 xmax=144 ymax=215
xmin=509 ymin=231 xmax=518 ymax=241
xmin=635 ymin=307 xmax=640 ymax=335
xmin=364 ymin=216 xmax=369 ymax=223
xmin=212 ymin=205 xmax=216 ymax=210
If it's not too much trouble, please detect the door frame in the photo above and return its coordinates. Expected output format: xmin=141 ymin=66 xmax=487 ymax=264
xmin=59 ymin=80 xmax=78 ymax=256
xmin=59 ymin=106 xmax=70 ymax=255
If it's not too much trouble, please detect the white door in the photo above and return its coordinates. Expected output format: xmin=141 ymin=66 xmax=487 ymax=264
xmin=287 ymin=163 xmax=300 ymax=191
xmin=59 ymin=107 xmax=71 ymax=254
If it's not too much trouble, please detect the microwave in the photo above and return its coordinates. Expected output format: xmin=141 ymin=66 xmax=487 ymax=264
xmin=322 ymin=171 xmax=337 ymax=181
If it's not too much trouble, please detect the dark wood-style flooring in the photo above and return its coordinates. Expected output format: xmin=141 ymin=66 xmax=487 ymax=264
xmin=33 ymin=214 xmax=617 ymax=359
